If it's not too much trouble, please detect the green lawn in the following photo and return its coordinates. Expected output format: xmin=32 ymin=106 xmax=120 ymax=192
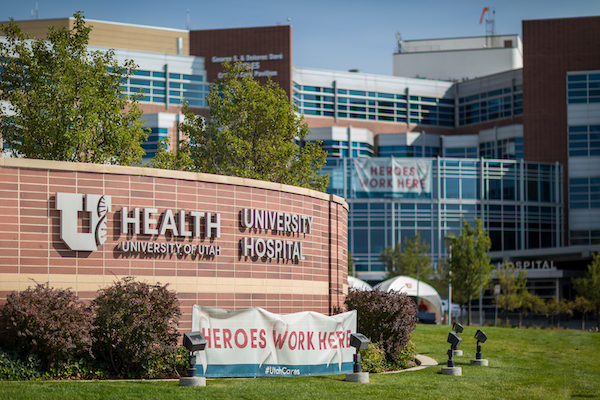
xmin=1 ymin=325 xmax=599 ymax=400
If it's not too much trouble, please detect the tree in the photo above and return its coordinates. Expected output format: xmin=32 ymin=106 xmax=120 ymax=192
xmin=447 ymin=218 xmax=493 ymax=325
xmin=573 ymin=252 xmax=600 ymax=330
xmin=379 ymin=232 xmax=432 ymax=281
xmin=573 ymin=296 xmax=595 ymax=331
xmin=543 ymin=297 xmax=573 ymax=328
xmin=149 ymin=62 xmax=329 ymax=191
xmin=496 ymin=261 xmax=527 ymax=325
xmin=515 ymin=290 xmax=545 ymax=328
xmin=91 ymin=277 xmax=181 ymax=377
xmin=0 ymin=12 xmax=148 ymax=164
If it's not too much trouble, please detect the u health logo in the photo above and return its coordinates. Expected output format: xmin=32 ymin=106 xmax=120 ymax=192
xmin=55 ymin=192 xmax=111 ymax=252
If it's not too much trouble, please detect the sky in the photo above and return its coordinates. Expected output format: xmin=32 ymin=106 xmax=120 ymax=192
xmin=2 ymin=0 xmax=600 ymax=76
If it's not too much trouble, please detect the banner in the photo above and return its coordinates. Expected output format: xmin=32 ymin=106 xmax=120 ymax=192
xmin=352 ymin=158 xmax=432 ymax=198
xmin=191 ymin=306 xmax=357 ymax=377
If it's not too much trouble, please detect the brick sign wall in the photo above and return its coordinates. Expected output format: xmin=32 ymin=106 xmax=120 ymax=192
xmin=0 ymin=159 xmax=348 ymax=331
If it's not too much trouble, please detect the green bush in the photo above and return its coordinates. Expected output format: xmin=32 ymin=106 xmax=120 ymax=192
xmin=390 ymin=339 xmax=417 ymax=369
xmin=91 ymin=277 xmax=181 ymax=378
xmin=147 ymin=346 xmax=188 ymax=378
xmin=359 ymin=343 xmax=386 ymax=373
xmin=345 ymin=289 xmax=418 ymax=367
xmin=0 ymin=349 xmax=42 ymax=380
xmin=0 ymin=283 xmax=94 ymax=367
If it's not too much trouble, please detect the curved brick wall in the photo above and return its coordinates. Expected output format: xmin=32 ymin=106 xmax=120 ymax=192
xmin=0 ymin=158 xmax=348 ymax=331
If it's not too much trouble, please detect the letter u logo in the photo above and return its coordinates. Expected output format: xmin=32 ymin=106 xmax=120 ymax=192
xmin=55 ymin=192 xmax=112 ymax=251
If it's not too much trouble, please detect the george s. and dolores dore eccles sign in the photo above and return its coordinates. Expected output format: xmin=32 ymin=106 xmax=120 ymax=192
xmin=54 ymin=192 xmax=312 ymax=261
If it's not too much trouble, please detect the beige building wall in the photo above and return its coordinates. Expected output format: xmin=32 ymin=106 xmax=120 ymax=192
xmin=1 ymin=17 xmax=189 ymax=55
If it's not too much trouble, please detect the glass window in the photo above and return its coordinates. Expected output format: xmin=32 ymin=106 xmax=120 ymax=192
xmin=445 ymin=178 xmax=460 ymax=199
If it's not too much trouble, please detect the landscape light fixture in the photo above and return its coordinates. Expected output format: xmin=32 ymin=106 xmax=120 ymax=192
xmin=474 ymin=329 xmax=487 ymax=360
xmin=183 ymin=331 xmax=207 ymax=377
xmin=452 ymin=322 xmax=464 ymax=334
xmin=349 ymin=333 xmax=370 ymax=373
xmin=446 ymin=331 xmax=462 ymax=367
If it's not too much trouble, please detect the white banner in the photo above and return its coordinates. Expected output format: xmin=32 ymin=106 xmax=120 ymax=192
xmin=191 ymin=306 xmax=357 ymax=377
xmin=353 ymin=158 xmax=432 ymax=197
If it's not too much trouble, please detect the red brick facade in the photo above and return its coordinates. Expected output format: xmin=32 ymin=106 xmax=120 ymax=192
xmin=190 ymin=25 xmax=293 ymax=98
xmin=523 ymin=16 xmax=600 ymax=236
xmin=0 ymin=159 xmax=348 ymax=332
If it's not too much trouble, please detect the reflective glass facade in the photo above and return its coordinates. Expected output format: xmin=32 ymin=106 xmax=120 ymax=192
xmin=120 ymin=68 xmax=210 ymax=107
xmin=293 ymin=83 xmax=455 ymax=127
xmin=321 ymin=157 xmax=563 ymax=279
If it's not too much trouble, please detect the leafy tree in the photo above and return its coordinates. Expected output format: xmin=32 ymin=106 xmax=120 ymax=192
xmin=573 ymin=252 xmax=600 ymax=329
xmin=496 ymin=261 xmax=527 ymax=324
xmin=0 ymin=282 xmax=94 ymax=367
xmin=447 ymin=218 xmax=493 ymax=325
xmin=379 ymin=232 xmax=432 ymax=281
xmin=515 ymin=290 xmax=545 ymax=328
xmin=543 ymin=297 xmax=573 ymax=328
xmin=348 ymin=251 xmax=356 ymax=277
xmin=573 ymin=295 xmax=595 ymax=331
xmin=91 ymin=277 xmax=181 ymax=377
xmin=0 ymin=12 xmax=148 ymax=164
xmin=431 ymin=258 xmax=449 ymax=300
xmin=149 ymin=62 xmax=329 ymax=191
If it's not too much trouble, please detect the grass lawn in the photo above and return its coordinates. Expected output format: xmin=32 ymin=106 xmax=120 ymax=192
xmin=1 ymin=325 xmax=599 ymax=399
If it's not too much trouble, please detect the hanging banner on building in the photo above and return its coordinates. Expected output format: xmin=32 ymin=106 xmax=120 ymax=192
xmin=352 ymin=158 xmax=432 ymax=198
xmin=191 ymin=306 xmax=357 ymax=377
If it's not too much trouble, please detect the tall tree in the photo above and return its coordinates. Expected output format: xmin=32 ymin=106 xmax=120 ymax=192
xmin=379 ymin=232 xmax=432 ymax=281
xmin=496 ymin=261 xmax=527 ymax=325
xmin=447 ymin=218 xmax=493 ymax=325
xmin=150 ymin=62 xmax=329 ymax=191
xmin=573 ymin=252 xmax=600 ymax=330
xmin=0 ymin=12 xmax=148 ymax=164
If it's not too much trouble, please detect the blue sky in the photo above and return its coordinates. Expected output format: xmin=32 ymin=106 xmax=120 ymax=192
xmin=2 ymin=0 xmax=600 ymax=75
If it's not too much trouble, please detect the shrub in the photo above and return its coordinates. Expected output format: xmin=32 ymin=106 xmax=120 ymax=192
xmin=0 ymin=282 xmax=94 ymax=367
xmin=359 ymin=342 xmax=386 ymax=373
xmin=345 ymin=289 xmax=417 ymax=366
xmin=91 ymin=277 xmax=181 ymax=378
xmin=390 ymin=339 xmax=417 ymax=369
xmin=0 ymin=348 xmax=42 ymax=380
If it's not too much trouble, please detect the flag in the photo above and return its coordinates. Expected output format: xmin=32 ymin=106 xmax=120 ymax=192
xmin=479 ymin=7 xmax=489 ymax=24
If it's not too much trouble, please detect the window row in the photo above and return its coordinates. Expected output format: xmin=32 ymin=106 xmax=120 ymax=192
xmin=569 ymin=177 xmax=600 ymax=209
xmin=568 ymin=125 xmax=600 ymax=157
xmin=567 ymin=72 xmax=600 ymax=104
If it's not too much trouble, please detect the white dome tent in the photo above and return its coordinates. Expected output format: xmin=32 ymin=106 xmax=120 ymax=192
xmin=347 ymin=276 xmax=373 ymax=291
xmin=375 ymin=276 xmax=443 ymax=323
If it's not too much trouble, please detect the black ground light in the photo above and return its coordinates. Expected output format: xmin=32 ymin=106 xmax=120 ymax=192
xmin=180 ymin=332 xmax=208 ymax=386
xmin=441 ymin=331 xmax=463 ymax=376
xmin=451 ymin=322 xmax=464 ymax=356
xmin=346 ymin=333 xmax=370 ymax=383
xmin=471 ymin=329 xmax=489 ymax=366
